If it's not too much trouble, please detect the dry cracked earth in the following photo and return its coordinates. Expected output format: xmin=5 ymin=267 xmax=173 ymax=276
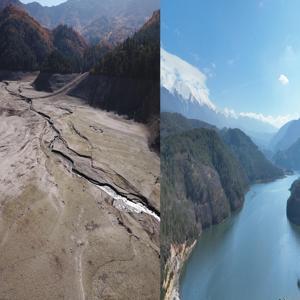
xmin=0 ymin=74 xmax=160 ymax=300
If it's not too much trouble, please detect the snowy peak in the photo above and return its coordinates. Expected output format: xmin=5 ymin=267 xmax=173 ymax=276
xmin=161 ymin=48 xmax=216 ymax=111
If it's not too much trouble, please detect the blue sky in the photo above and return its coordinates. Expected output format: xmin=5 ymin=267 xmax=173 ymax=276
xmin=21 ymin=0 xmax=65 ymax=6
xmin=162 ymin=0 xmax=300 ymax=126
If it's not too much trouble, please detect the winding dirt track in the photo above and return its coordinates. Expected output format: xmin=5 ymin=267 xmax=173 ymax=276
xmin=0 ymin=75 xmax=160 ymax=300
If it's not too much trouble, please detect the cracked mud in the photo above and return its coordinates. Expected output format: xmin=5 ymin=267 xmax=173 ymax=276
xmin=0 ymin=75 xmax=160 ymax=300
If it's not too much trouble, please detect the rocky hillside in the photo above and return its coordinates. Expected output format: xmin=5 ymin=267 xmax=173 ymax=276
xmin=69 ymin=10 xmax=160 ymax=123
xmin=81 ymin=15 xmax=136 ymax=46
xmin=161 ymin=113 xmax=249 ymax=298
xmin=221 ymin=128 xmax=284 ymax=183
xmin=0 ymin=5 xmax=52 ymax=70
xmin=287 ymin=179 xmax=300 ymax=225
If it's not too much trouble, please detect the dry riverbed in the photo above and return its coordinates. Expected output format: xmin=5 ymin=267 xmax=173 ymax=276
xmin=0 ymin=75 xmax=160 ymax=300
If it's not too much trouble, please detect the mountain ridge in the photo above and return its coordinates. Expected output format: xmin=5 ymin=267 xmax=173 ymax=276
xmin=273 ymin=138 xmax=300 ymax=170
xmin=270 ymin=118 xmax=300 ymax=152
xmin=0 ymin=0 xmax=159 ymax=45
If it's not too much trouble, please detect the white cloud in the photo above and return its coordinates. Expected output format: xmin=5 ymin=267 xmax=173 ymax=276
xmin=278 ymin=74 xmax=289 ymax=85
xmin=161 ymin=48 xmax=296 ymax=129
xmin=223 ymin=107 xmax=238 ymax=119
xmin=222 ymin=109 xmax=295 ymax=128
xmin=161 ymin=48 xmax=217 ymax=110
xmin=239 ymin=111 xmax=296 ymax=128
xmin=259 ymin=1 xmax=264 ymax=8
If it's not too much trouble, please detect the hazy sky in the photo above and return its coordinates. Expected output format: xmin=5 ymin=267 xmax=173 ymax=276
xmin=162 ymin=0 xmax=300 ymax=127
xmin=21 ymin=0 xmax=66 ymax=6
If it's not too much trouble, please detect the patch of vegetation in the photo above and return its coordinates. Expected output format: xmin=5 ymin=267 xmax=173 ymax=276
xmin=161 ymin=121 xmax=249 ymax=279
xmin=0 ymin=7 xmax=88 ymax=73
xmin=92 ymin=10 xmax=159 ymax=80
xmin=40 ymin=50 xmax=73 ymax=74
xmin=221 ymin=128 xmax=284 ymax=183
xmin=0 ymin=5 xmax=52 ymax=70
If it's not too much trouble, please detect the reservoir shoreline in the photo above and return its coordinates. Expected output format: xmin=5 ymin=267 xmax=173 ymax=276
xmin=180 ymin=174 xmax=300 ymax=300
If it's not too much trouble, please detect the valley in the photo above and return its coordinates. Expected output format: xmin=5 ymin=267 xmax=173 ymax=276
xmin=0 ymin=74 xmax=160 ymax=299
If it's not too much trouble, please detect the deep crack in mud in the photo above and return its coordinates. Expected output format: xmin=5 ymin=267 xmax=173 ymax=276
xmin=0 ymin=76 xmax=160 ymax=300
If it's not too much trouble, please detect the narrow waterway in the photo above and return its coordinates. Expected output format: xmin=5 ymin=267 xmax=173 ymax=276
xmin=180 ymin=174 xmax=300 ymax=300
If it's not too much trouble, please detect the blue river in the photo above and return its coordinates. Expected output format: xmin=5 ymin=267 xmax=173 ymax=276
xmin=180 ymin=174 xmax=300 ymax=300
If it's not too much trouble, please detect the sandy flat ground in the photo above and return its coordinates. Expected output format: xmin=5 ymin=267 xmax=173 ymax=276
xmin=0 ymin=75 xmax=160 ymax=300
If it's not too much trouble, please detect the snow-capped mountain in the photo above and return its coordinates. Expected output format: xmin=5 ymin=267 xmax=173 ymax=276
xmin=161 ymin=48 xmax=216 ymax=110
xmin=161 ymin=48 xmax=280 ymax=144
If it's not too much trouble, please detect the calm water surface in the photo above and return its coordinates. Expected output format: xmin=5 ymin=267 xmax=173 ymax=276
xmin=180 ymin=174 xmax=300 ymax=300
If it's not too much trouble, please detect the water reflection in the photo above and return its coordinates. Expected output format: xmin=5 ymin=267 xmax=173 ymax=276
xmin=180 ymin=174 xmax=300 ymax=300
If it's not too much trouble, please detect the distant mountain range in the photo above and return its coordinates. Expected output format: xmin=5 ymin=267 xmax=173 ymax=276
xmin=161 ymin=48 xmax=278 ymax=142
xmin=269 ymin=119 xmax=300 ymax=152
xmin=267 ymin=119 xmax=300 ymax=170
xmin=0 ymin=0 xmax=159 ymax=45
xmin=273 ymin=138 xmax=300 ymax=170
